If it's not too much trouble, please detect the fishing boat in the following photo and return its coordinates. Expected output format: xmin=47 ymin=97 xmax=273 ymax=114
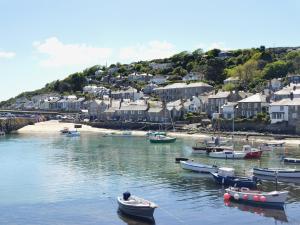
xmin=253 ymin=167 xmax=300 ymax=178
xmin=60 ymin=127 xmax=69 ymax=134
xmin=283 ymin=157 xmax=300 ymax=164
xmin=209 ymin=150 xmax=246 ymax=159
xmin=241 ymin=145 xmax=263 ymax=159
xmin=224 ymin=187 xmax=288 ymax=208
xmin=211 ymin=167 xmax=258 ymax=189
xmin=117 ymin=192 xmax=157 ymax=221
xmin=259 ymin=141 xmax=285 ymax=151
xmin=66 ymin=130 xmax=80 ymax=137
xmin=180 ymin=160 xmax=218 ymax=173
xmin=149 ymin=135 xmax=176 ymax=143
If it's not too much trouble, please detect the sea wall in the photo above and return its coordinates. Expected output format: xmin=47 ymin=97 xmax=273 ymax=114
xmin=0 ymin=118 xmax=36 ymax=133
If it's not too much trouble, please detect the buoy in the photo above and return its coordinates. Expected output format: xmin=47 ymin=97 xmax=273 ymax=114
xmin=224 ymin=193 xmax=231 ymax=200
xmin=253 ymin=195 xmax=259 ymax=201
xmin=234 ymin=193 xmax=240 ymax=200
xmin=243 ymin=194 xmax=248 ymax=200
xmin=260 ymin=196 xmax=266 ymax=202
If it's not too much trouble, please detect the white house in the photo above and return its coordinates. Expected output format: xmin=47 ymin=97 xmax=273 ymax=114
xmin=150 ymin=75 xmax=168 ymax=85
xmin=221 ymin=102 xmax=238 ymax=119
xmin=183 ymin=96 xmax=202 ymax=113
xmin=182 ymin=72 xmax=204 ymax=81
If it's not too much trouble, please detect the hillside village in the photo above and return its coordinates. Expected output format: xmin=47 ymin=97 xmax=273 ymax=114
xmin=2 ymin=46 xmax=300 ymax=134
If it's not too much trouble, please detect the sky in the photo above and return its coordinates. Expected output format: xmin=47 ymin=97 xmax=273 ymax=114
xmin=0 ymin=0 xmax=300 ymax=101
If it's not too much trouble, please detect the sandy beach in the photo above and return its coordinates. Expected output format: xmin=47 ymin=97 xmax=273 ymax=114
xmin=17 ymin=120 xmax=300 ymax=146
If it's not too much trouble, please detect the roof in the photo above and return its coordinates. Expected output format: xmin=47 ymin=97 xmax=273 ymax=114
xmin=154 ymin=82 xmax=212 ymax=90
xmin=148 ymin=107 xmax=163 ymax=113
xmin=224 ymin=77 xmax=239 ymax=81
xmin=238 ymin=93 xmax=267 ymax=103
xmin=208 ymin=91 xmax=230 ymax=99
xmin=118 ymin=104 xmax=148 ymax=111
xmin=270 ymin=98 xmax=300 ymax=106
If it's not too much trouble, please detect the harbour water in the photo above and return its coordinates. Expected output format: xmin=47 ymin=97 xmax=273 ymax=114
xmin=0 ymin=133 xmax=300 ymax=224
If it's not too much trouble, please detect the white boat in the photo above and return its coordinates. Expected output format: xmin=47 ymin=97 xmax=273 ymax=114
xmin=60 ymin=127 xmax=69 ymax=134
xmin=66 ymin=130 xmax=80 ymax=137
xmin=209 ymin=150 xmax=246 ymax=159
xmin=283 ymin=157 xmax=300 ymax=164
xmin=259 ymin=141 xmax=285 ymax=151
xmin=104 ymin=131 xmax=132 ymax=137
xmin=180 ymin=160 xmax=218 ymax=173
xmin=253 ymin=167 xmax=300 ymax=178
xmin=225 ymin=187 xmax=288 ymax=207
xmin=117 ymin=192 xmax=157 ymax=220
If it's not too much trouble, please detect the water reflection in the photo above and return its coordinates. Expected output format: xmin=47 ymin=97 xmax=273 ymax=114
xmin=224 ymin=200 xmax=288 ymax=223
xmin=117 ymin=210 xmax=156 ymax=225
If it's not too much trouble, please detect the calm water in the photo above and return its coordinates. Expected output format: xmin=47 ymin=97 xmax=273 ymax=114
xmin=0 ymin=133 xmax=300 ymax=225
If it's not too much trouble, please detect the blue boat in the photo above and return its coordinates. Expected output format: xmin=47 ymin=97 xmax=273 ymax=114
xmin=211 ymin=167 xmax=258 ymax=189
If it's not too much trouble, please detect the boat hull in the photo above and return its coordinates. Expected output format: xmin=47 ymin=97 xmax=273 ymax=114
xmin=245 ymin=150 xmax=263 ymax=159
xmin=180 ymin=161 xmax=218 ymax=173
xmin=211 ymin=173 xmax=257 ymax=188
xmin=192 ymin=146 xmax=232 ymax=154
xmin=253 ymin=168 xmax=300 ymax=178
xmin=117 ymin=198 xmax=156 ymax=220
xmin=283 ymin=157 xmax=300 ymax=164
xmin=149 ymin=137 xmax=176 ymax=143
xmin=209 ymin=151 xmax=246 ymax=159
xmin=225 ymin=187 xmax=288 ymax=208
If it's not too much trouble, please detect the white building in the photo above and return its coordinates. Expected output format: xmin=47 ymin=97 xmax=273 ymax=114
xmin=269 ymin=98 xmax=300 ymax=124
xmin=149 ymin=75 xmax=168 ymax=85
xmin=221 ymin=102 xmax=238 ymax=119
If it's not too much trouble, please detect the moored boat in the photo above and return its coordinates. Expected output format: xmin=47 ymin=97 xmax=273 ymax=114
xmin=60 ymin=127 xmax=69 ymax=134
xmin=175 ymin=157 xmax=189 ymax=163
xmin=211 ymin=167 xmax=258 ymax=189
xmin=66 ymin=130 xmax=80 ymax=137
xmin=192 ymin=144 xmax=233 ymax=154
xmin=117 ymin=192 xmax=157 ymax=221
xmin=224 ymin=187 xmax=288 ymax=208
xmin=104 ymin=131 xmax=132 ymax=137
xmin=209 ymin=150 xmax=246 ymax=159
xmin=149 ymin=135 xmax=176 ymax=143
xmin=259 ymin=142 xmax=285 ymax=151
xmin=146 ymin=131 xmax=166 ymax=136
xmin=253 ymin=167 xmax=300 ymax=178
xmin=180 ymin=160 xmax=218 ymax=173
xmin=242 ymin=145 xmax=263 ymax=159
xmin=283 ymin=157 xmax=300 ymax=164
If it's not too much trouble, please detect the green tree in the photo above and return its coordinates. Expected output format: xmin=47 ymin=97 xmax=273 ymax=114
xmin=262 ymin=61 xmax=291 ymax=79
xmin=172 ymin=66 xmax=188 ymax=77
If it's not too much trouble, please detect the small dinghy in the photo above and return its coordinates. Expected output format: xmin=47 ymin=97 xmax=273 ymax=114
xmin=253 ymin=167 xmax=300 ymax=178
xmin=60 ymin=127 xmax=69 ymax=134
xmin=209 ymin=150 xmax=246 ymax=159
xmin=180 ymin=160 xmax=218 ymax=173
xmin=117 ymin=192 xmax=157 ymax=221
xmin=283 ymin=157 xmax=300 ymax=164
xmin=224 ymin=187 xmax=288 ymax=208
xmin=211 ymin=167 xmax=258 ymax=189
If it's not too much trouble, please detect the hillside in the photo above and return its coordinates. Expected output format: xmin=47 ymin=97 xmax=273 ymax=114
xmin=1 ymin=45 xmax=300 ymax=107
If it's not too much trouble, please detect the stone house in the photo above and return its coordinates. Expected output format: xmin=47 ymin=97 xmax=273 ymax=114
xmin=221 ymin=102 xmax=238 ymax=119
xmin=100 ymin=100 xmax=121 ymax=121
xmin=237 ymin=93 xmax=269 ymax=118
xmin=111 ymin=88 xmax=144 ymax=101
xmin=182 ymin=72 xmax=204 ymax=81
xmin=116 ymin=100 xmax=148 ymax=122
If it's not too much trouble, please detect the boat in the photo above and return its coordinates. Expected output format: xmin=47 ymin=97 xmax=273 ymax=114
xmin=253 ymin=167 xmax=300 ymax=178
xmin=149 ymin=135 xmax=176 ymax=143
xmin=283 ymin=157 xmax=300 ymax=164
xmin=211 ymin=167 xmax=258 ymax=189
xmin=224 ymin=187 xmax=288 ymax=208
xmin=209 ymin=150 xmax=246 ymax=159
xmin=66 ymin=130 xmax=80 ymax=137
xmin=175 ymin=157 xmax=189 ymax=163
xmin=241 ymin=145 xmax=263 ymax=159
xmin=60 ymin=127 xmax=69 ymax=134
xmin=180 ymin=160 xmax=218 ymax=173
xmin=117 ymin=192 xmax=157 ymax=221
xmin=259 ymin=141 xmax=285 ymax=151
xmin=192 ymin=143 xmax=233 ymax=154
xmin=0 ymin=131 xmax=5 ymax=136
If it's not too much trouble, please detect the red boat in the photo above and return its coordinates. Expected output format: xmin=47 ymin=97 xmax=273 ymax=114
xmin=242 ymin=145 xmax=263 ymax=159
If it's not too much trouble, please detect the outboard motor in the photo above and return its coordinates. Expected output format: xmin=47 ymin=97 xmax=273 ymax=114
xmin=123 ymin=192 xmax=131 ymax=201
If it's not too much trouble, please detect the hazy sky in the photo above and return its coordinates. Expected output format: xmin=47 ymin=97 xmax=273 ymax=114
xmin=1 ymin=0 xmax=300 ymax=100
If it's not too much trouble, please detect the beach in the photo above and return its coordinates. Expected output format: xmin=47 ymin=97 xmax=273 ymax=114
xmin=16 ymin=120 xmax=300 ymax=146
